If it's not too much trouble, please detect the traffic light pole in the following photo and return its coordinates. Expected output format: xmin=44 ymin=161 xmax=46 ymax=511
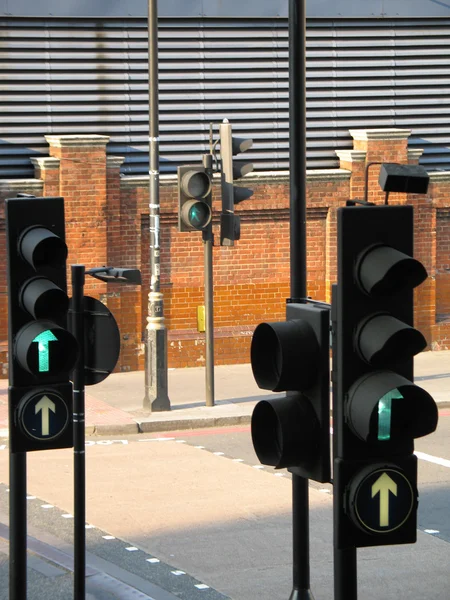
xmin=203 ymin=151 xmax=215 ymax=407
xmin=288 ymin=2 xmax=313 ymax=599
xmin=9 ymin=451 xmax=27 ymax=600
xmin=203 ymin=227 xmax=214 ymax=407
xmin=71 ymin=265 xmax=86 ymax=600
xmin=331 ymin=287 xmax=358 ymax=600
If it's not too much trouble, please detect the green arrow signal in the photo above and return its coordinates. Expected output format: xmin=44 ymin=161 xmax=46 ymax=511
xmin=378 ymin=388 xmax=404 ymax=441
xmin=32 ymin=330 xmax=58 ymax=373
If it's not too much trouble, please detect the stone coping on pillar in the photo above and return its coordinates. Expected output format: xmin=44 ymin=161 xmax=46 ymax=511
xmin=429 ymin=170 xmax=450 ymax=183
xmin=335 ymin=150 xmax=367 ymax=163
xmin=106 ymin=156 xmax=126 ymax=168
xmin=349 ymin=128 xmax=412 ymax=141
xmin=30 ymin=157 xmax=61 ymax=170
xmin=407 ymin=148 xmax=425 ymax=161
xmin=121 ymin=169 xmax=351 ymax=188
xmin=45 ymin=134 xmax=110 ymax=147
xmin=0 ymin=179 xmax=44 ymax=193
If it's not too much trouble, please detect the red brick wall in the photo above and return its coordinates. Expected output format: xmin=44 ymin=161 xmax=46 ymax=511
xmin=1 ymin=129 xmax=450 ymax=376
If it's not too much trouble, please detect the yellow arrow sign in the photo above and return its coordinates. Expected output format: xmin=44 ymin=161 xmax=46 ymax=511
xmin=372 ymin=472 xmax=398 ymax=527
xmin=35 ymin=396 xmax=56 ymax=436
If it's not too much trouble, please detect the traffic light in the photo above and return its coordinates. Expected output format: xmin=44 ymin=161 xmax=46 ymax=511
xmin=219 ymin=120 xmax=253 ymax=246
xmin=6 ymin=196 xmax=78 ymax=452
xmin=333 ymin=204 xmax=438 ymax=549
xmin=177 ymin=164 xmax=212 ymax=232
xmin=250 ymin=301 xmax=331 ymax=483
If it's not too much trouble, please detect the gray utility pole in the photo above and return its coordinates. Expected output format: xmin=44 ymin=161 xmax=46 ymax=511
xmin=143 ymin=0 xmax=170 ymax=412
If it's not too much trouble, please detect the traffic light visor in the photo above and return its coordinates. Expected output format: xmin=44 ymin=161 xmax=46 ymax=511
xmin=180 ymin=199 xmax=212 ymax=230
xmin=251 ymin=320 xmax=319 ymax=392
xmin=14 ymin=320 xmax=78 ymax=376
xmin=19 ymin=226 xmax=68 ymax=269
xmin=356 ymin=313 xmax=427 ymax=367
xmin=347 ymin=370 xmax=438 ymax=444
xmin=251 ymin=395 xmax=317 ymax=469
xmin=356 ymin=245 xmax=427 ymax=296
xmin=20 ymin=277 xmax=69 ymax=320
xmin=181 ymin=170 xmax=211 ymax=199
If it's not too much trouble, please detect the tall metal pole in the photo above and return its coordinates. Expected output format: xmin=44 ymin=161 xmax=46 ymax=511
xmin=203 ymin=144 xmax=215 ymax=407
xmin=72 ymin=264 xmax=86 ymax=600
xmin=9 ymin=452 xmax=27 ymax=600
xmin=288 ymin=2 xmax=314 ymax=599
xmin=144 ymin=0 xmax=170 ymax=411
xmin=331 ymin=284 xmax=358 ymax=600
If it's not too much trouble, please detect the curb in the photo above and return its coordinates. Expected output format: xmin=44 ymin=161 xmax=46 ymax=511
xmin=138 ymin=414 xmax=252 ymax=433
xmin=91 ymin=414 xmax=252 ymax=437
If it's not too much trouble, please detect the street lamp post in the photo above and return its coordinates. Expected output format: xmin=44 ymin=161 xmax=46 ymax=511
xmin=144 ymin=0 xmax=170 ymax=412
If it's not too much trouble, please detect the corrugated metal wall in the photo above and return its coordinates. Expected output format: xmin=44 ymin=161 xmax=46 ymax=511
xmin=1 ymin=17 xmax=450 ymax=178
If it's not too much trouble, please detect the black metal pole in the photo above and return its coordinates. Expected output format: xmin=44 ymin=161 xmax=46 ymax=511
xmin=203 ymin=232 xmax=214 ymax=407
xmin=9 ymin=451 xmax=27 ymax=600
xmin=334 ymin=547 xmax=357 ymax=600
xmin=290 ymin=0 xmax=308 ymax=298
xmin=203 ymin=151 xmax=215 ymax=407
xmin=288 ymin=2 xmax=314 ymax=599
xmin=331 ymin=285 xmax=358 ymax=600
xmin=72 ymin=264 xmax=86 ymax=600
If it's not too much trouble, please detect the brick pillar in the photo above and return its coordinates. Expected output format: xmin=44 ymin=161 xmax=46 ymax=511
xmin=104 ymin=157 xmax=143 ymax=372
xmin=106 ymin=156 xmax=125 ymax=267
xmin=30 ymin=157 xmax=60 ymax=196
xmin=348 ymin=129 xmax=412 ymax=204
xmin=336 ymin=128 xmax=437 ymax=348
xmin=429 ymin=172 xmax=450 ymax=349
xmin=110 ymin=177 xmax=145 ymax=372
xmin=412 ymin=196 xmax=436 ymax=346
xmin=334 ymin=150 xmax=367 ymax=201
xmin=45 ymin=135 xmax=109 ymax=298
xmin=325 ymin=207 xmax=338 ymax=304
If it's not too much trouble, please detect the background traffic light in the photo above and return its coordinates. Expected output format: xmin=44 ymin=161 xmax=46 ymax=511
xmin=6 ymin=196 xmax=78 ymax=452
xmin=251 ymin=301 xmax=331 ymax=483
xmin=219 ymin=120 xmax=253 ymax=246
xmin=177 ymin=164 xmax=212 ymax=232
xmin=333 ymin=204 xmax=438 ymax=549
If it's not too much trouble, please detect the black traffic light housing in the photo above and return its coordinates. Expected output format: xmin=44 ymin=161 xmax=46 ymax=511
xmin=219 ymin=120 xmax=253 ymax=246
xmin=177 ymin=165 xmax=212 ymax=232
xmin=251 ymin=301 xmax=331 ymax=483
xmin=333 ymin=204 xmax=438 ymax=549
xmin=6 ymin=196 xmax=78 ymax=452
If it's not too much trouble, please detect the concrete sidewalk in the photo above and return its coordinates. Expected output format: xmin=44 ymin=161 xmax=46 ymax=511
xmin=0 ymin=351 xmax=449 ymax=437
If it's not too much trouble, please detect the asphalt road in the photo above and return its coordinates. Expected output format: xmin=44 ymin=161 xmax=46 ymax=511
xmin=167 ymin=408 xmax=450 ymax=543
xmin=0 ymin=408 xmax=448 ymax=600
